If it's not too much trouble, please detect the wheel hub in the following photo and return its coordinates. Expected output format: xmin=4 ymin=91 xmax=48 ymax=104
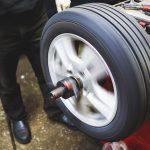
xmin=49 ymin=76 xmax=83 ymax=101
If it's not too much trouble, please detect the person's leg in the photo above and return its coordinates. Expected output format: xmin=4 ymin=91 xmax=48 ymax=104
xmin=23 ymin=12 xmax=62 ymax=118
xmin=0 ymin=24 xmax=26 ymax=121
xmin=25 ymin=43 xmax=62 ymax=118
xmin=0 ymin=22 xmax=31 ymax=144
xmin=44 ymin=0 xmax=57 ymax=18
xmin=22 ymin=8 xmax=77 ymax=129
xmin=0 ymin=55 xmax=27 ymax=121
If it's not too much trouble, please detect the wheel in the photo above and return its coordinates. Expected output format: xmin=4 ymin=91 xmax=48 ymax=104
xmin=40 ymin=3 xmax=150 ymax=141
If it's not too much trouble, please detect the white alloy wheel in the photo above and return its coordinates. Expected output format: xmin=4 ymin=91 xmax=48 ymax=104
xmin=48 ymin=33 xmax=118 ymax=127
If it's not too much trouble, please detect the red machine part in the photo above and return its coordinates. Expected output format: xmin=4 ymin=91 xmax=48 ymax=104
xmin=124 ymin=121 xmax=150 ymax=150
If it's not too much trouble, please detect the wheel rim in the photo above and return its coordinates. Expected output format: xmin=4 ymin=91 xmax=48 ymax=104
xmin=48 ymin=33 xmax=118 ymax=127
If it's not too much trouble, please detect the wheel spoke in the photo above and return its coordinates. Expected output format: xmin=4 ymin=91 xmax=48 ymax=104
xmin=80 ymin=45 xmax=95 ymax=66
xmin=86 ymin=92 xmax=113 ymax=120
xmin=80 ymin=45 xmax=107 ymax=81
xmin=54 ymin=63 xmax=67 ymax=79
xmin=63 ymin=37 xmax=82 ymax=64
xmin=76 ymin=94 xmax=91 ymax=115
xmin=54 ymin=39 xmax=73 ymax=70
xmin=90 ymin=63 xmax=107 ymax=81
xmin=92 ymin=82 xmax=116 ymax=108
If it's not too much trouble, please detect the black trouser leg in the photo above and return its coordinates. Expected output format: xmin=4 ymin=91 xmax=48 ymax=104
xmin=26 ymin=36 xmax=62 ymax=118
xmin=24 ymin=12 xmax=62 ymax=118
xmin=0 ymin=51 xmax=26 ymax=121
xmin=0 ymin=22 xmax=27 ymax=121
xmin=44 ymin=0 xmax=57 ymax=18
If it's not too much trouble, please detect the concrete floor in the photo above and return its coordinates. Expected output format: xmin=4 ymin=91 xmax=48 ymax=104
xmin=0 ymin=56 xmax=102 ymax=150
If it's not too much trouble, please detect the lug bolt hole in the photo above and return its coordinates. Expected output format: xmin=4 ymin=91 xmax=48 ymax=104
xmin=79 ymin=71 xmax=85 ymax=77
xmin=67 ymin=70 xmax=73 ymax=74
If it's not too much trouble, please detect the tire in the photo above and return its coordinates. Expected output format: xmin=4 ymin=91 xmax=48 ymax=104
xmin=40 ymin=3 xmax=150 ymax=141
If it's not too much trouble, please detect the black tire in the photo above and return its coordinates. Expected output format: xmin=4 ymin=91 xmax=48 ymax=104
xmin=40 ymin=4 xmax=150 ymax=141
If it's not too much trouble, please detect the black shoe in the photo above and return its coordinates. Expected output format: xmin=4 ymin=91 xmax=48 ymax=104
xmin=50 ymin=114 xmax=78 ymax=130
xmin=11 ymin=119 xmax=31 ymax=144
